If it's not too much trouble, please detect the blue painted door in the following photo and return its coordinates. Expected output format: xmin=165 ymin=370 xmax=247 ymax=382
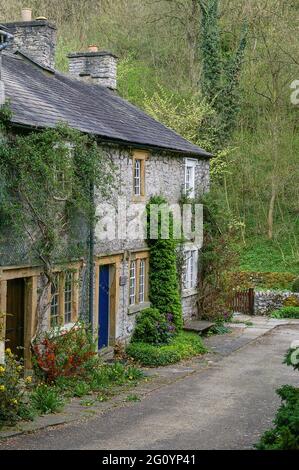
xmin=99 ymin=265 xmax=110 ymax=349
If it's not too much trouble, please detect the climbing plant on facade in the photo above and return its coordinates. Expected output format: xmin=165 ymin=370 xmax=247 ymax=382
xmin=146 ymin=196 xmax=183 ymax=330
xmin=0 ymin=110 xmax=114 ymax=329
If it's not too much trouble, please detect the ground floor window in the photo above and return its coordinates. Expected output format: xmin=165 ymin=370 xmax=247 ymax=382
xmin=129 ymin=253 xmax=149 ymax=306
xmin=50 ymin=274 xmax=60 ymax=327
xmin=129 ymin=261 xmax=136 ymax=305
xmin=184 ymin=249 xmax=198 ymax=289
xmin=50 ymin=270 xmax=78 ymax=327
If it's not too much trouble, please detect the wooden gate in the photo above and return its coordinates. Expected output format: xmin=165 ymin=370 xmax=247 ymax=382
xmin=230 ymin=288 xmax=255 ymax=315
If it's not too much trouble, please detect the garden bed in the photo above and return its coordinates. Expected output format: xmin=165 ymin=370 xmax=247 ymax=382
xmin=126 ymin=331 xmax=207 ymax=367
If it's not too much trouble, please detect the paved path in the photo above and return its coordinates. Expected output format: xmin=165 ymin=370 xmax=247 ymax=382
xmin=0 ymin=323 xmax=298 ymax=450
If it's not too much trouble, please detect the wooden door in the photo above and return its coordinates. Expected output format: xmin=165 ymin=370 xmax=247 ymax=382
xmin=98 ymin=265 xmax=110 ymax=349
xmin=6 ymin=279 xmax=25 ymax=357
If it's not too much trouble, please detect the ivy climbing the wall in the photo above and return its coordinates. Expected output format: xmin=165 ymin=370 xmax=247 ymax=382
xmin=0 ymin=108 xmax=114 ymax=329
xmin=146 ymin=196 xmax=183 ymax=330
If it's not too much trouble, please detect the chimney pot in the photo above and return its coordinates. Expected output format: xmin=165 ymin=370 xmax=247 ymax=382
xmin=88 ymin=45 xmax=98 ymax=52
xmin=21 ymin=8 xmax=32 ymax=22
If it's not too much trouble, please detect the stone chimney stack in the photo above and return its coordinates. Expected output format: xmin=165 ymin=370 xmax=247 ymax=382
xmin=0 ymin=24 xmax=14 ymax=105
xmin=3 ymin=9 xmax=56 ymax=69
xmin=68 ymin=46 xmax=117 ymax=90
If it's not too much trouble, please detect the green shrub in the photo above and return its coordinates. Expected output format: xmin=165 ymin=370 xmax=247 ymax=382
xmin=126 ymin=332 xmax=207 ymax=366
xmin=132 ymin=308 xmax=175 ymax=345
xmin=271 ymin=306 xmax=299 ymax=319
xmin=292 ymin=278 xmax=299 ymax=293
xmin=147 ymin=196 xmax=183 ymax=330
xmin=255 ymin=385 xmax=299 ymax=450
xmin=284 ymin=347 xmax=299 ymax=372
xmin=0 ymin=349 xmax=26 ymax=427
xmin=30 ymin=384 xmax=65 ymax=414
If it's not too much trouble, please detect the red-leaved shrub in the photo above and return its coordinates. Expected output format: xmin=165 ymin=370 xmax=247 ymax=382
xmin=32 ymin=324 xmax=96 ymax=383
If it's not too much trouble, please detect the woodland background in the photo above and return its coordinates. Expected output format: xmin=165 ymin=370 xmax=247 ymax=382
xmin=1 ymin=0 xmax=298 ymax=274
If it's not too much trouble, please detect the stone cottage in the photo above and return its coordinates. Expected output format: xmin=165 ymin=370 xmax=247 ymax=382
xmin=0 ymin=13 xmax=211 ymax=367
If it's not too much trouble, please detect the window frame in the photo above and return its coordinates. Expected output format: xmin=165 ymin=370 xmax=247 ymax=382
xmin=64 ymin=271 xmax=73 ymax=324
xmin=138 ymin=258 xmax=146 ymax=303
xmin=129 ymin=260 xmax=137 ymax=306
xmin=128 ymin=252 xmax=149 ymax=307
xmin=132 ymin=150 xmax=148 ymax=201
xmin=49 ymin=268 xmax=79 ymax=328
xmin=184 ymin=158 xmax=197 ymax=199
xmin=50 ymin=274 xmax=60 ymax=327
xmin=134 ymin=158 xmax=141 ymax=197
xmin=183 ymin=249 xmax=198 ymax=290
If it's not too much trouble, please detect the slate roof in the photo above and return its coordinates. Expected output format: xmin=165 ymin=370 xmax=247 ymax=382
xmin=1 ymin=52 xmax=211 ymax=157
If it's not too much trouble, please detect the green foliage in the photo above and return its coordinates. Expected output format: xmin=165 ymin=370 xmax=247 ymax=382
xmin=73 ymin=381 xmax=91 ymax=397
xmin=30 ymin=384 xmax=65 ymax=414
xmin=0 ymin=349 xmax=25 ymax=426
xmin=209 ymin=323 xmax=231 ymax=336
xmin=126 ymin=394 xmax=140 ymax=402
xmin=226 ymin=270 xmax=297 ymax=291
xmin=199 ymin=0 xmax=248 ymax=147
xmin=292 ymin=278 xmax=299 ymax=293
xmin=0 ymin=120 xmax=113 ymax=270
xmin=132 ymin=308 xmax=175 ymax=345
xmin=198 ymin=193 xmax=238 ymax=318
xmin=284 ymin=348 xmax=299 ymax=372
xmin=143 ymin=86 xmax=215 ymax=152
xmin=88 ymin=362 xmax=144 ymax=392
xmin=200 ymin=0 xmax=222 ymax=106
xmin=146 ymin=196 xmax=183 ymax=330
xmin=271 ymin=307 xmax=299 ymax=319
xmin=126 ymin=331 xmax=207 ymax=367
xmin=255 ymin=385 xmax=299 ymax=450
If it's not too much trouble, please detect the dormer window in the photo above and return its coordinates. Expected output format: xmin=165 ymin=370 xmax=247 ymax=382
xmin=185 ymin=159 xmax=196 ymax=198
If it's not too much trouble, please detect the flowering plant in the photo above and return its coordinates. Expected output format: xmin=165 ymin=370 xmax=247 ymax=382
xmin=0 ymin=349 xmax=25 ymax=426
xmin=132 ymin=308 xmax=176 ymax=345
xmin=32 ymin=323 xmax=97 ymax=383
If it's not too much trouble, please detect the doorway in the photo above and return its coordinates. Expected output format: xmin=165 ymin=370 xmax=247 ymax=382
xmin=98 ymin=264 xmax=117 ymax=350
xmin=6 ymin=278 xmax=25 ymax=358
xmin=98 ymin=265 xmax=110 ymax=349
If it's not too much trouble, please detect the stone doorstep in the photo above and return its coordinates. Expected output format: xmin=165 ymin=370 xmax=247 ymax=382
xmin=0 ymin=319 xmax=295 ymax=441
xmin=183 ymin=320 xmax=215 ymax=334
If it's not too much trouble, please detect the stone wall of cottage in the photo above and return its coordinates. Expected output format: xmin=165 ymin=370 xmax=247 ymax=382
xmin=95 ymin=146 xmax=210 ymax=255
xmin=94 ymin=146 xmax=210 ymax=341
xmin=254 ymin=290 xmax=299 ymax=315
